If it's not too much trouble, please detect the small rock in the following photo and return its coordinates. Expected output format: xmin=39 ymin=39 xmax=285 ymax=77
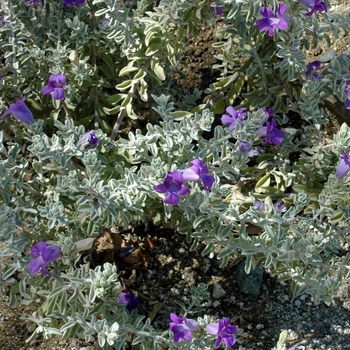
xmin=299 ymin=294 xmax=307 ymax=301
xmin=212 ymin=282 xmax=226 ymax=299
xmin=236 ymin=262 xmax=264 ymax=296
xmin=212 ymin=300 xmax=221 ymax=307
xmin=294 ymin=299 xmax=302 ymax=307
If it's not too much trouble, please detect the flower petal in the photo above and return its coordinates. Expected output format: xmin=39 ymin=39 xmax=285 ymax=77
xmin=41 ymin=245 xmax=62 ymax=263
xmin=52 ymin=88 xmax=65 ymax=100
xmin=177 ymin=185 xmax=190 ymax=196
xmin=186 ymin=318 xmax=199 ymax=332
xmin=41 ymin=84 xmax=54 ymax=95
xmin=206 ymin=322 xmax=219 ymax=335
xmin=164 ymin=192 xmax=180 ymax=205
xmin=154 ymin=183 xmax=168 ymax=193
xmin=221 ymin=115 xmax=234 ymax=126
xmin=201 ymin=175 xmax=215 ymax=191
xmin=30 ymin=241 xmax=48 ymax=258
xmin=28 ymin=259 xmax=43 ymax=275
xmin=3 ymin=97 xmax=34 ymax=124
xmin=182 ymin=169 xmax=199 ymax=182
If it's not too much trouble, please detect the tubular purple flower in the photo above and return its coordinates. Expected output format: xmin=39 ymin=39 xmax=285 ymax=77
xmin=253 ymin=199 xmax=265 ymax=212
xmin=41 ymin=74 xmax=67 ymax=100
xmin=28 ymin=242 xmax=62 ymax=275
xmin=215 ymin=7 xmax=223 ymax=16
xmin=154 ymin=171 xmax=190 ymax=205
xmin=256 ymin=4 xmax=289 ymax=36
xmin=344 ymin=81 xmax=350 ymax=110
xmin=169 ymin=313 xmax=199 ymax=343
xmin=258 ymin=107 xmax=274 ymax=125
xmin=336 ymin=153 xmax=350 ymax=179
xmin=305 ymin=61 xmax=322 ymax=80
xmin=118 ymin=292 xmax=140 ymax=312
xmin=221 ymin=106 xmax=246 ymax=131
xmin=275 ymin=201 xmax=286 ymax=213
xmin=302 ymin=0 xmax=327 ymax=16
xmin=62 ymin=0 xmax=85 ymax=7
xmin=2 ymin=97 xmax=34 ymax=124
xmin=182 ymin=159 xmax=215 ymax=191
xmin=239 ymin=141 xmax=259 ymax=157
xmin=257 ymin=119 xmax=284 ymax=146
xmin=77 ymin=130 xmax=100 ymax=149
xmin=206 ymin=317 xmax=238 ymax=348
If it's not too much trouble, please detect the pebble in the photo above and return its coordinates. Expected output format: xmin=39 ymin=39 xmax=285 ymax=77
xmin=212 ymin=282 xmax=226 ymax=299
xmin=212 ymin=300 xmax=221 ymax=307
xmin=294 ymin=299 xmax=302 ymax=307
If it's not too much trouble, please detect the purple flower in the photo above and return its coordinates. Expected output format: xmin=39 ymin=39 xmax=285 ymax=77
xmin=257 ymin=119 xmax=284 ymax=146
xmin=336 ymin=153 xmax=350 ymax=179
xmin=154 ymin=171 xmax=190 ymax=205
xmin=221 ymin=106 xmax=246 ymax=131
xmin=302 ymin=0 xmax=327 ymax=16
xmin=2 ymin=97 xmax=34 ymax=124
xmin=100 ymin=17 xmax=109 ymax=25
xmin=206 ymin=317 xmax=238 ymax=348
xmin=28 ymin=242 xmax=62 ymax=275
xmin=275 ymin=201 xmax=286 ymax=213
xmin=62 ymin=0 xmax=85 ymax=7
xmin=256 ymin=4 xmax=289 ymax=37
xmin=169 ymin=313 xmax=199 ymax=343
xmin=118 ymin=292 xmax=140 ymax=312
xmin=239 ymin=141 xmax=259 ymax=157
xmin=253 ymin=199 xmax=265 ymax=212
xmin=42 ymin=74 xmax=67 ymax=100
xmin=182 ymin=159 xmax=215 ymax=191
xmin=305 ymin=60 xmax=322 ymax=80
xmin=344 ymin=81 xmax=350 ymax=110
xmin=258 ymin=107 xmax=274 ymax=125
xmin=77 ymin=130 xmax=100 ymax=148
xmin=215 ymin=7 xmax=223 ymax=16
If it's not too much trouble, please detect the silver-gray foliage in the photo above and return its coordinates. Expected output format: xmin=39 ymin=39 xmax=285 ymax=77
xmin=1 ymin=0 xmax=350 ymax=348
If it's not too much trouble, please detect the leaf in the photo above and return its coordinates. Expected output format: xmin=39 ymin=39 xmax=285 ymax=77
xmin=119 ymin=64 xmax=139 ymax=76
xmin=193 ymin=215 xmax=209 ymax=228
xmin=148 ymin=301 xmax=163 ymax=322
xmin=153 ymin=64 xmax=165 ymax=81
xmin=116 ymin=80 xmax=134 ymax=91
xmin=172 ymin=111 xmax=193 ymax=119
xmin=107 ymin=93 xmax=126 ymax=104
xmin=145 ymin=43 xmax=161 ymax=56
xmin=217 ymin=246 xmax=236 ymax=259
xmin=211 ymin=99 xmax=226 ymax=114
xmin=255 ymin=172 xmax=271 ymax=190
xmin=134 ymin=69 xmax=147 ymax=80
xmin=2 ymin=265 xmax=17 ymax=280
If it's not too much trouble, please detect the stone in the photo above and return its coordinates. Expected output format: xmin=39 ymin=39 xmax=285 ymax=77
xmin=235 ymin=262 xmax=264 ymax=296
xmin=212 ymin=282 xmax=226 ymax=299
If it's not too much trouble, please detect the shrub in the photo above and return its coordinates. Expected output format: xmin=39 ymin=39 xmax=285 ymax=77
xmin=1 ymin=0 xmax=350 ymax=348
